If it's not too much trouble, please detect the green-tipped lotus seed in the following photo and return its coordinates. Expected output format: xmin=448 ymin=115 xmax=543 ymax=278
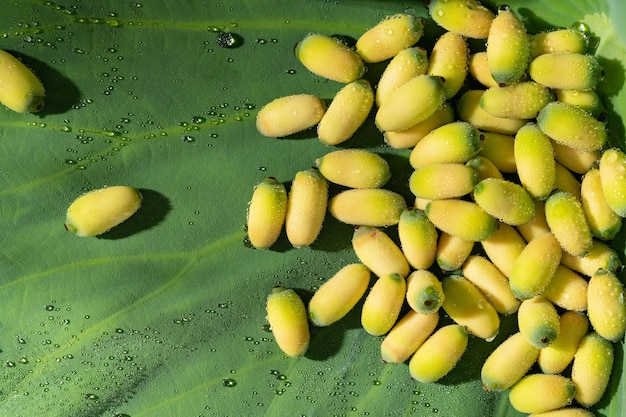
xmin=486 ymin=8 xmax=530 ymax=85
xmin=356 ymin=14 xmax=424 ymax=63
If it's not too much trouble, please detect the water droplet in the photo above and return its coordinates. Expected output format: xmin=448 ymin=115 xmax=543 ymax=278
xmin=217 ymin=32 xmax=243 ymax=48
xmin=192 ymin=116 xmax=206 ymax=124
xmin=182 ymin=135 xmax=195 ymax=143
xmin=222 ymin=378 xmax=237 ymax=387
xmin=85 ymin=393 xmax=99 ymax=400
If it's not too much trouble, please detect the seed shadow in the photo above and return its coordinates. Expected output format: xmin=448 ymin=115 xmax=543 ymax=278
xmin=595 ymin=339 xmax=624 ymax=416
xmin=304 ymin=292 xmax=368 ymax=362
xmin=596 ymin=57 xmax=626 ymax=149
xmin=7 ymin=50 xmax=81 ymax=116
xmin=98 ymin=189 xmax=172 ymax=239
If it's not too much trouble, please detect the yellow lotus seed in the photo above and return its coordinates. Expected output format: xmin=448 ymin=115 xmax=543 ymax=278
xmin=0 ymin=49 xmax=45 ymax=113
xmin=65 ymin=186 xmax=142 ymax=237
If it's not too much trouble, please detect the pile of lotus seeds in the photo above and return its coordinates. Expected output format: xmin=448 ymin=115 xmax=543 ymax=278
xmin=248 ymin=1 xmax=626 ymax=415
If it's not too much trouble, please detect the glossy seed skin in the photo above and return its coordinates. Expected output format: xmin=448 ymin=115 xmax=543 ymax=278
xmin=480 ymin=82 xmax=555 ymax=120
xmin=0 ymin=49 xmax=45 ymax=113
xmin=508 ymin=374 xmax=576 ymax=414
xmin=529 ymin=53 xmax=602 ymax=90
xmin=554 ymin=163 xmax=582 ymax=199
xmin=480 ymin=222 xmax=526 ymax=277
xmin=408 ymin=324 xmax=468 ymax=383
xmin=481 ymin=332 xmax=540 ymax=391
xmin=285 ymin=168 xmax=328 ymax=248
xmin=427 ymin=31 xmax=468 ymax=98
xmin=436 ymin=232 xmax=474 ymax=272
xmin=406 ymin=270 xmax=444 ymax=314
xmin=356 ymin=14 xmax=424 ymax=63
xmin=256 ymin=94 xmax=325 ymax=138
xmin=514 ymin=123 xmax=556 ymax=199
xmin=518 ymin=296 xmax=560 ymax=348
xmin=486 ymin=8 xmax=530 ymax=85
xmin=587 ymin=269 xmax=626 ymax=342
xmin=376 ymin=46 xmax=429 ymax=106
xmin=473 ymin=178 xmax=536 ymax=226
xmin=509 ymin=232 xmax=562 ymax=299
xmin=308 ymin=264 xmax=370 ymax=327
xmin=409 ymin=121 xmax=482 ymax=168
xmin=479 ymin=131 xmax=517 ymax=173
xmin=466 ymin=156 xmax=504 ymax=180
xmin=542 ymin=265 xmax=588 ymax=312
xmin=426 ymin=199 xmax=497 ymax=242
xmin=517 ymin=200 xmax=551 ymax=242
xmin=316 ymin=149 xmax=391 ymax=189
xmin=428 ymin=0 xmax=495 ymax=39
xmin=329 ymin=189 xmax=406 ymax=227
xmin=317 ymin=79 xmax=374 ymax=146
xmin=352 ymin=226 xmax=410 ymax=278
xmin=295 ymin=33 xmax=365 ymax=83
xmin=361 ymin=272 xmax=406 ymax=336
xmin=398 ymin=209 xmax=438 ymax=270
xmin=561 ymin=240 xmax=622 ymax=277
xmin=441 ymin=275 xmax=500 ymax=340
xmin=530 ymin=28 xmax=588 ymax=58
xmin=555 ymin=89 xmax=604 ymax=118
xmin=545 ymin=191 xmax=593 ymax=257
xmin=469 ymin=52 xmax=499 ymax=88
xmin=528 ymin=408 xmax=595 ymax=417
xmin=599 ymin=148 xmax=626 ymax=217
xmin=384 ymin=102 xmax=455 ymax=149
xmin=456 ymin=90 xmax=526 ymax=135
xmin=571 ymin=332 xmax=614 ymax=407
xmin=409 ymin=163 xmax=478 ymax=200
xmin=375 ymin=74 xmax=446 ymax=132
xmin=65 ymin=186 xmax=142 ymax=237
xmin=538 ymin=311 xmax=589 ymax=374
xmin=462 ymin=255 xmax=520 ymax=315
xmin=266 ymin=286 xmax=310 ymax=357
xmin=581 ymin=168 xmax=622 ymax=240
xmin=381 ymin=309 xmax=439 ymax=364
xmin=246 ymin=178 xmax=287 ymax=249
xmin=537 ymin=101 xmax=607 ymax=152
xmin=552 ymin=141 xmax=600 ymax=175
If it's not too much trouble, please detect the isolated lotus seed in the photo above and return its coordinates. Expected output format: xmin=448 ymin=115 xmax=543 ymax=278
xmin=65 ymin=186 xmax=142 ymax=237
xmin=256 ymin=94 xmax=325 ymax=138
xmin=0 ymin=48 xmax=45 ymax=113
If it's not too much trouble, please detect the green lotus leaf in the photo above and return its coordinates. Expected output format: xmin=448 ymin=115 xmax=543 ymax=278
xmin=0 ymin=1 xmax=623 ymax=416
